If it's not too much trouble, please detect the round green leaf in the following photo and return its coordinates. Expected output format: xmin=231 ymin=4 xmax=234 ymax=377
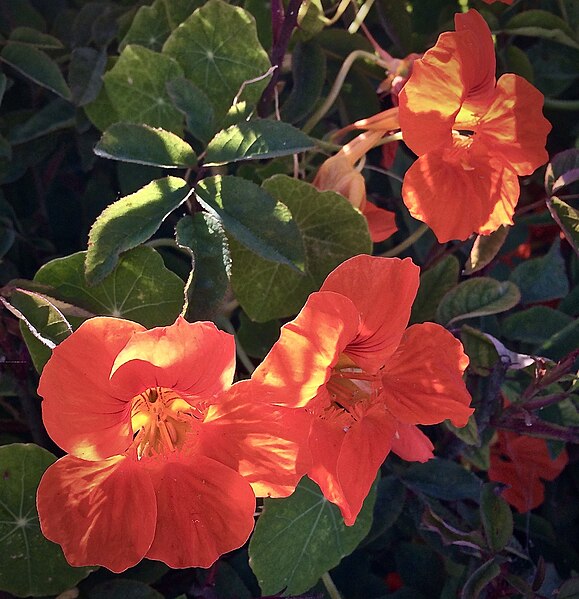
xmin=436 ymin=278 xmax=521 ymax=326
xmin=162 ymin=0 xmax=271 ymax=120
xmin=34 ymin=246 xmax=185 ymax=327
xmin=0 ymin=444 xmax=93 ymax=597
xmin=95 ymin=124 xmax=196 ymax=168
xmin=231 ymin=175 xmax=372 ymax=322
xmin=249 ymin=477 xmax=377 ymax=596
xmin=205 ymin=119 xmax=315 ymax=166
xmin=103 ymin=45 xmax=184 ymax=133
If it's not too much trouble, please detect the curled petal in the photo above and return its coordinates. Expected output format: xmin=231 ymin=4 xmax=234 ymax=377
xmin=362 ymin=200 xmax=398 ymax=243
xmin=39 ymin=317 xmax=143 ymax=460
xmin=110 ymin=317 xmax=235 ymax=402
xmin=402 ymin=145 xmax=520 ymax=242
xmin=145 ymin=455 xmax=255 ymax=568
xmin=313 ymin=153 xmax=366 ymax=210
xmin=478 ymin=74 xmax=551 ymax=176
xmin=252 ymin=291 xmax=360 ymax=407
xmin=391 ymin=423 xmax=434 ymax=463
xmin=37 ymin=454 xmax=156 ymax=573
xmin=320 ymin=255 xmax=420 ymax=372
xmin=381 ymin=323 xmax=473 ymax=428
xmin=201 ymin=380 xmax=312 ymax=498
xmin=309 ymin=405 xmax=394 ymax=525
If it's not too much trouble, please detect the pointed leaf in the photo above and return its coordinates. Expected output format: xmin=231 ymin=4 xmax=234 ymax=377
xmin=460 ymin=325 xmax=500 ymax=377
xmin=9 ymin=27 xmax=63 ymax=49
xmin=68 ymin=47 xmax=107 ymax=106
xmin=460 ymin=559 xmax=501 ymax=599
xmin=8 ymin=99 xmax=76 ymax=145
xmin=103 ymin=45 xmax=184 ymax=133
xmin=162 ymin=0 xmax=271 ymax=120
xmin=1 ymin=43 xmax=71 ymax=99
xmin=85 ymin=177 xmax=190 ymax=284
xmin=0 ymin=444 xmax=93 ymax=597
xmin=95 ymin=124 xmax=196 ymax=168
xmin=249 ymin=477 xmax=376 ymax=596
xmin=175 ymin=213 xmax=231 ymax=320
xmin=205 ymin=120 xmax=315 ymax=166
xmin=464 ymin=226 xmax=510 ymax=275
xmin=230 ymin=175 xmax=372 ymax=321
xmin=436 ymin=278 xmax=521 ymax=326
xmin=196 ymin=175 xmax=305 ymax=271
xmin=34 ymin=246 xmax=184 ymax=327
xmin=547 ymin=197 xmax=579 ymax=255
xmin=545 ymin=148 xmax=579 ymax=196
xmin=481 ymin=484 xmax=513 ymax=554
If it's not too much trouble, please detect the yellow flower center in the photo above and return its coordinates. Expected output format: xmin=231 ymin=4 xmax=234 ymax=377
xmin=130 ymin=387 xmax=201 ymax=458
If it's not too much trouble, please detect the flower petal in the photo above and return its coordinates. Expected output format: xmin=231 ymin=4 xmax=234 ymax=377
xmin=252 ymin=291 xmax=360 ymax=407
xmin=37 ymin=454 xmax=156 ymax=573
xmin=362 ymin=200 xmax=398 ymax=243
xmin=309 ymin=406 xmax=394 ymax=525
xmin=478 ymin=74 xmax=551 ymax=176
xmin=145 ymin=455 xmax=255 ymax=568
xmin=201 ymin=380 xmax=311 ymax=498
xmin=381 ymin=323 xmax=473 ymax=427
xmin=391 ymin=423 xmax=434 ymax=462
xmin=320 ymin=255 xmax=420 ymax=372
xmin=110 ymin=317 xmax=235 ymax=402
xmin=39 ymin=317 xmax=144 ymax=460
xmin=402 ymin=145 xmax=520 ymax=242
xmin=313 ymin=153 xmax=366 ymax=210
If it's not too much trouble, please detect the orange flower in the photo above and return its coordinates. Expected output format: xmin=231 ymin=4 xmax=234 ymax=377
xmin=252 ymin=255 xmax=473 ymax=524
xmin=313 ymin=131 xmax=398 ymax=243
xmin=488 ymin=431 xmax=568 ymax=512
xmin=36 ymin=317 xmax=307 ymax=572
xmin=398 ymin=9 xmax=551 ymax=242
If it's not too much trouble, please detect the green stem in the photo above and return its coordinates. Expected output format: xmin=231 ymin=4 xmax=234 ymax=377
xmin=380 ymin=223 xmax=430 ymax=257
xmin=322 ymin=572 xmax=343 ymax=599
xmin=544 ymin=97 xmax=579 ymax=111
xmin=303 ymin=50 xmax=387 ymax=134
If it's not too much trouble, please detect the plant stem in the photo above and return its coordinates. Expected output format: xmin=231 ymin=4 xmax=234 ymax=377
xmin=380 ymin=223 xmax=429 ymax=257
xmin=303 ymin=50 xmax=386 ymax=134
xmin=544 ymin=97 xmax=579 ymax=111
xmin=322 ymin=572 xmax=343 ymax=599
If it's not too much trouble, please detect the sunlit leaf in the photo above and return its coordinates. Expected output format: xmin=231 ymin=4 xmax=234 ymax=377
xmin=464 ymin=227 xmax=509 ymax=275
xmin=547 ymin=197 xmax=579 ymax=255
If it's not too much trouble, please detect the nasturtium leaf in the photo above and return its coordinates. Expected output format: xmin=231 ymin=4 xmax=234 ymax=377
xmin=68 ymin=47 xmax=107 ymax=106
xmin=162 ymin=0 xmax=271 ymax=120
xmin=0 ymin=444 xmax=93 ymax=597
xmin=460 ymin=558 xmax=501 ymax=599
xmin=402 ymin=459 xmax=482 ymax=501
xmin=281 ymin=40 xmax=326 ymax=123
xmin=35 ymin=246 xmax=184 ymax=327
xmin=464 ymin=227 xmax=510 ymax=275
xmin=175 ymin=213 xmax=231 ymax=320
xmin=249 ymin=477 xmax=377 ymax=596
xmin=409 ymin=255 xmax=459 ymax=325
xmin=545 ymin=148 xmax=579 ymax=196
xmin=1 ymin=43 xmax=71 ymax=99
xmin=103 ymin=45 xmax=184 ymax=134
xmin=86 ymin=177 xmax=190 ymax=284
xmin=95 ymin=124 xmax=196 ymax=168
xmin=9 ymin=27 xmax=63 ymax=49
xmin=196 ymin=175 xmax=305 ymax=272
xmin=460 ymin=325 xmax=500 ymax=377
xmin=547 ymin=197 xmax=579 ymax=254
xmin=166 ymin=77 xmax=215 ymax=143
xmin=205 ymin=120 xmax=315 ymax=166
xmin=120 ymin=0 xmax=203 ymax=51
xmin=83 ymin=79 xmax=119 ymax=132
xmin=480 ymin=484 xmax=513 ymax=554
xmin=436 ymin=278 xmax=521 ymax=326
xmin=509 ymin=239 xmax=569 ymax=305
xmin=230 ymin=175 xmax=372 ymax=322
xmin=88 ymin=579 xmax=164 ymax=599
xmin=8 ymin=99 xmax=76 ymax=144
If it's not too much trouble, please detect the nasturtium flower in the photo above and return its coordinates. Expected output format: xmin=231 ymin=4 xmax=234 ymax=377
xmin=489 ymin=431 xmax=568 ymax=512
xmin=252 ymin=255 xmax=473 ymax=525
xmin=398 ymin=9 xmax=551 ymax=242
xmin=313 ymin=131 xmax=398 ymax=243
xmin=36 ymin=317 xmax=308 ymax=572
